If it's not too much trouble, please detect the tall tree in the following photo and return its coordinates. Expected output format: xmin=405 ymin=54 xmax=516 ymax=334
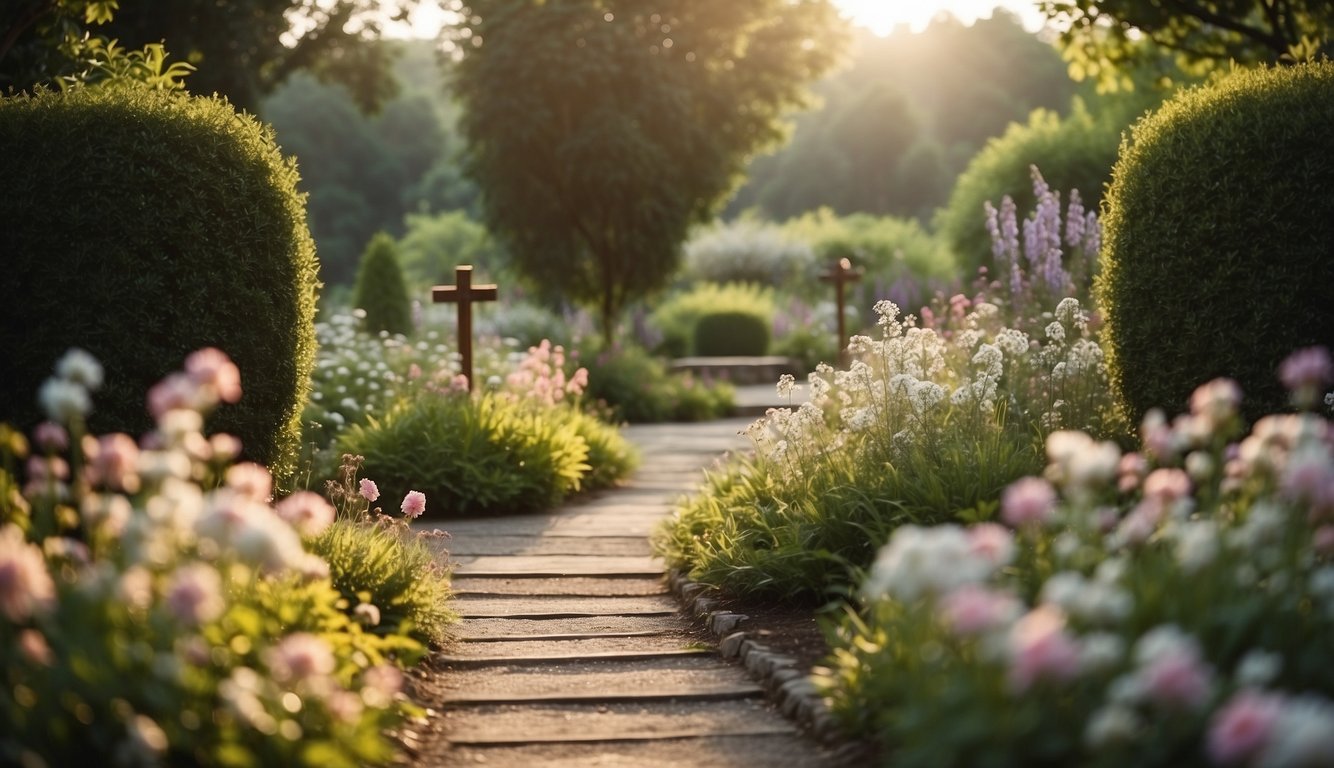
xmin=449 ymin=0 xmax=844 ymax=342
xmin=1040 ymin=0 xmax=1334 ymax=90
xmin=1 ymin=0 xmax=419 ymax=111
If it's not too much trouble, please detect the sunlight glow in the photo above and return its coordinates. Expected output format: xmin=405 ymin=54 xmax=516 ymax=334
xmin=834 ymin=0 xmax=1047 ymax=35
xmin=390 ymin=1 xmax=1049 ymax=40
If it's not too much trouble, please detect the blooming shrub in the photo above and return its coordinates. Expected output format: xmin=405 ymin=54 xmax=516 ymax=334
xmin=1 ymin=349 xmax=444 ymax=767
xmin=655 ymin=294 xmax=1112 ymax=597
xmin=818 ymin=354 xmax=1334 ymax=767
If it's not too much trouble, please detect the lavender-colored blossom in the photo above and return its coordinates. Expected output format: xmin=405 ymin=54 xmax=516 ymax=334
xmin=1065 ymin=189 xmax=1086 ymax=249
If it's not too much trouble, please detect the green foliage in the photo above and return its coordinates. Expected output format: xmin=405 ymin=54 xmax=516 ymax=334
xmin=0 ymin=86 xmax=318 ymax=485
xmin=583 ymin=343 xmax=736 ymax=423
xmin=336 ymin=393 xmax=592 ymax=516
xmin=782 ymin=208 xmax=955 ymax=287
xmin=1097 ymin=63 xmax=1334 ymax=424
xmin=353 ymin=233 xmax=413 ymax=336
xmin=1 ymin=0 xmax=426 ymax=112
xmin=818 ymin=376 xmax=1334 ymax=768
xmin=681 ymin=218 xmax=816 ymax=286
xmin=651 ymin=283 xmax=776 ymax=358
xmin=729 ymin=14 xmax=1077 ymax=220
xmin=654 ymin=296 xmax=1110 ymax=599
xmin=693 ymin=311 xmax=771 ymax=357
xmin=451 ymin=0 xmax=844 ymax=341
xmin=937 ymin=93 xmax=1156 ymax=274
xmin=396 ymin=209 xmax=508 ymax=296
xmin=263 ymin=69 xmax=450 ymax=285
xmin=1041 ymin=0 xmax=1334 ymax=92
xmin=312 ymin=517 xmax=455 ymax=648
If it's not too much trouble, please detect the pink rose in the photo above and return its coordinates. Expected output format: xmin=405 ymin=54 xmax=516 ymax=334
xmin=1207 ymin=690 xmax=1282 ymax=765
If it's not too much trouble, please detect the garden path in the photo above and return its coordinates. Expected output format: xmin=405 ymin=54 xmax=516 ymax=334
xmin=409 ymin=418 xmax=843 ymax=767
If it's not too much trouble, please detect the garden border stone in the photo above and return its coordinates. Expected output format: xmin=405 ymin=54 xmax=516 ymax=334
xmin=666 ymin=570 xmax=843 ymax=744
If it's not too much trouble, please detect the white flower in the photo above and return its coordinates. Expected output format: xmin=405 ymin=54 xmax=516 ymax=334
xmin=38 ymin=378 xmax=91 ymax=421
xmin=1235 ymin=649 xmax=1282 ymax=688
xmin=1262 ymin=695 xmax=1334 ymax=768
xmin=864 ymin=525 xmax=994 ymax=602
xmin=1174 ymin=520 xmax=1221 ymax=572
xmin=1054 ymin=298 xmax=1084 ymax=328
xmin=55 ymin=348 xmax=104 ymax=390
xmin=1045 ymin=321 xmax=1066 ymax=343
xmin=1085 ymin=705 xmax=1140 ymax=747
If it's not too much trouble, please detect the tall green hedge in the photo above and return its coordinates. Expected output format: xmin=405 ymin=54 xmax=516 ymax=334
xmin=353 ymin=232 xmax=413 ymax=335
xmin=0 ymin=86 xmax=318 ymax=483
xmin=1097 ymin=63 xmax=1334 ymax=424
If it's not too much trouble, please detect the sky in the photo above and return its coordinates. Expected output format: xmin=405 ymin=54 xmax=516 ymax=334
xmin=394 ymin=1 xmax=1049 ymax=39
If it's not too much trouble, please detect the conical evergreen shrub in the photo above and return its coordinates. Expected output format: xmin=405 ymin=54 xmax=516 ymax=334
xmin=353 ymin=232 xmax=413 ymax=336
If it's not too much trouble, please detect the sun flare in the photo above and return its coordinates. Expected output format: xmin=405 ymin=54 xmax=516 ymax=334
xmin=832 ymin=0 xmax=1046 ymax=35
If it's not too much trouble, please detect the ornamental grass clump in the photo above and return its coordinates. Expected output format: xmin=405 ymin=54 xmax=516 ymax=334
xmin=336 ymin=339 xmax=637 ymax=516
xmin=1 ymin=349 xmax=443 ymax=767
xmin=818 ymin=349 xmax=1334 ymax=768
xmin=655 ymin=294 xmax=1113 ymax=599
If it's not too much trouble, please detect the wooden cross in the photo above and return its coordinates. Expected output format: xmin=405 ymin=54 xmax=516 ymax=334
xmin=820 ymin=256 xmax=863 ymax=364
xmin=431 ymin=265 xmax=497 ymax=392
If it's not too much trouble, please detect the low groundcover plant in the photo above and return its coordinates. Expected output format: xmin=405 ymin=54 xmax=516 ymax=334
xmin=817 ymin=349 xmax=1334 ymax=768
xmin=1 ymin=348 xmax=450 ymax=767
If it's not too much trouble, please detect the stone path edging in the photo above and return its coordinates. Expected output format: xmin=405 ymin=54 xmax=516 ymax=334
xmin=665 ymin=570 xmax=842 ymax=743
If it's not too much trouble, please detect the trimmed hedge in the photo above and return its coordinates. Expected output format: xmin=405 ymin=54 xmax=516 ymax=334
xmin=353 ymin=232 xmax=413 ymax=336
xmin=1097 ymin=63 xmax=1334 ymax=424
xmin=0 ymin=86 xmax=318 ymax=482
xmin=693 ymin=311 xmax=771 ymax=357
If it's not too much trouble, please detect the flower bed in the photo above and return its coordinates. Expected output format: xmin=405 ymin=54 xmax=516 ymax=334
xmin=1 ymin=349 xmax=451 ymax=766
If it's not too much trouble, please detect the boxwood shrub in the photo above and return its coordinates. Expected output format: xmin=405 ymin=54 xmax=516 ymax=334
xmin=1097 ymin=63 xmax=1334 ymax=424
xmin=0 ymin=86 xmax=318 ymax=483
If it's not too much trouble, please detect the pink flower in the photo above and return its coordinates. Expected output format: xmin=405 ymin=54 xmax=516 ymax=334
xmin=941 ymin=584 xmax=1021 ymax=636
xmin=359 ymin=478 xmax=380 ymax=503
xmin=408 ymin=363 xmax=423 ymax=380
xmin=1143 ymin=468 xmax=1192 ymax=505
xmin=17 ymin=629 xmax=53 ymax=666
xmin=226 ymin=463 xmax=272 ymax=502
xmin=966 ymin=523 xmax=1015 ymax=569
xmin=1001 ymin=476 xmax=1057 ymax=529
xmin=0 ymin=525 xmax=57 ymax=623
xmin=32 ymin=422 xmax=67 ymax=452
xmin=165 ymin=563 xmax=225 ymax=627
xmin=185 ymin=347 xmax=242 ymax=404
xmin=1140 ymin=647 xmax=1213 ymax=710
xmin=1190 ymin=378 xmax=1242 ymax=425
xmin=265 ymin=632 xmax=335 ymax=684
xmin=1008 ymin=605 xmax=1082 ymax=692
xmin=147 ymin=372 xmax=202 ymax=420
xmin=88 ymin=433 xmax=140 ymax=493
xmin=210 ymin=433 xmax=243 ymax=462
xmin=1314 ymin=525 xmax=1334 ymax=556
xmin=1208 ymin=690 xmax=1283 ymax=765
xmin=362 ymin=663 xmax=403 ymax=697
xmin=1279 ymin=346 xmax=1333 ymax=393
xmin=401 ymin=490 xmax=426 ymax=519
xmin=274 ymin=491 xmax=336 ymax=537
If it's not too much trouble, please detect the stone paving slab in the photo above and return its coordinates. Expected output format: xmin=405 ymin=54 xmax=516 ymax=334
xmin=431 ymin=733 xmax=843 ymax=768
xmin=434 ymin=656 xmax=758 ymax=703
xmin=440 ymin=699 xmax=797 ymax=746
xmin=457 ymin=615 xmax=689 ymax=639
xmin=445 ymin=535 xmax=653 ymax=557
xmin=450 ymin=576 xmax=668 ymax=597
xmin=454 ymin=594 xmax=679 ymax=618
xmin=442 ymin=633 xmax=707 ymax=660
xmin=438 ymin=648 xmax=713 ymax=667
xmin=438 ymin=515 xmax=659 ymax=538
xmin=450 ymin=554 xmax=661 ymax=576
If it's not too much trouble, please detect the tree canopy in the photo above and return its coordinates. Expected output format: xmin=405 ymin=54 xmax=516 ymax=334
xmin=1 ymin=0 xmax=420 ymax=111
xmin=1040 ymin=0 xmax=1334 ymax=90
xmin=448 ymin=0 xmax=845 ymax=342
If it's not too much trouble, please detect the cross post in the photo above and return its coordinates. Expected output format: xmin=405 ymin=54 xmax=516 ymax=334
xmin=820 ymin=256 xmax=863 ymax=365
xmin=431 ymin=265 xmax=498 ymax=392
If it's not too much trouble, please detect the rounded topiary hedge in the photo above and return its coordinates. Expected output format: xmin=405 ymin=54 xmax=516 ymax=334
xmin=353 ymin=232 xmax=413 ymax=336
xmin=693 ymin=311 xmax=771 ymax=357
xmin=0 ymin=86 xmax=318 ymax=482
xmin=1097 ymin=63 xmax=1334 ymax=425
